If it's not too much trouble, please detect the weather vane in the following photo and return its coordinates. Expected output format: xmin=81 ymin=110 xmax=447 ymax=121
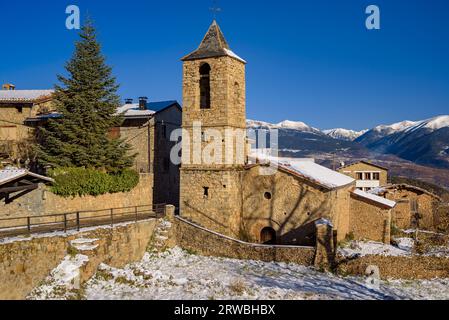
xmin=209 ymin=0 xmax=222 ymax=20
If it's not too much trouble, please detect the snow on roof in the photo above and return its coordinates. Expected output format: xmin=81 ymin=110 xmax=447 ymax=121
xmin=0 ymin=90 xmax=54 ymax=102
xmin=0 ymin=168 xmax=54 ymax=185
xmin=250 ymin=152 xmax=355 ymax=189
xmin=351 ymin=189 xmax=396 ymax=208
xmin=223 ymin=48 xmax=247 ymax=63
xmin=116 ymin=103 xmax=155 ymax=118
xmin=117 ymin=101 xmax=179 ymax=118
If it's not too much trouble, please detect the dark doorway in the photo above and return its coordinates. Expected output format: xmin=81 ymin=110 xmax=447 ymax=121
xmin=260 ymin=227 xmax=277 ymax=245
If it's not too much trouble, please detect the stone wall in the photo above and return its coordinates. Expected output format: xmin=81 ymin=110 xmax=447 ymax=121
xmin=180 ymin=168 xmax=244 ymax=238
xmin=0 ymin=219 xmax=157 ymax=300
xmin=242 ymin=166 xmax=347 ymax=245
xmin=175 ymin=216 xmax=316 ymax=266
xmin=349 ymin=194 xmax=391 ymax=244
xmin=385 ymin=188 xmax=440 ymax=230
xmin=182 ymin=56 xmax=246 ymax=129
xmin=0 ymin=174 xmax=153 ymax=227
xmin=120 ymin=119 xmax=151 ymax=174
xmin=336 ymin=254 xmax=449 ymax=280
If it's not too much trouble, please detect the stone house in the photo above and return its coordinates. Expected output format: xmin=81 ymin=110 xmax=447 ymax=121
xmin=179 ymin=20 xmax=396 ymax=245
xmin=0 ymin=86 xmax=54 ymax=163
xmin=116 ymin=98 xmax=182 ymax=207
xmin=338 ymin=161 xmax=389 ymax=192
xmin=0 ymin=83 xmax=181 ymax=212
xmin=370 ymin=184 xmax=443 ymax=230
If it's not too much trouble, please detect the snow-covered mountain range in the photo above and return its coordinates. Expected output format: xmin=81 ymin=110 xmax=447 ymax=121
xmin=356 ymin=115 xmax=449 ymax=169
xmin=247 ymin=115 xmax=449 ymax=170
xmin=323 ymin=128 xmax=368 ymax=142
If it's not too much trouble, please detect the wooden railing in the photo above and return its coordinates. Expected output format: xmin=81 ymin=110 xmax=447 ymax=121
xmin=0 ymin=204 xmax=166 ymax=239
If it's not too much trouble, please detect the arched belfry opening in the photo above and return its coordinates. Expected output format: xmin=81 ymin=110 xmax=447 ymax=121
xmin=260 ymin=227 xmax=277 ymax=245
xmin=199 ymin=63 xmax=211 ymax=109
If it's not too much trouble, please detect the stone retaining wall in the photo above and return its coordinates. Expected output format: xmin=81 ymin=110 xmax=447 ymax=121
xmin=174 ymin=216 xmax=316 ymax=266
xmin=336 ymin=254 xmax=449 ymax=280
xmin=0 ymin=219 xmax=157 ymax=300
xmin=0 ymin=174 xmax=153 ymax=227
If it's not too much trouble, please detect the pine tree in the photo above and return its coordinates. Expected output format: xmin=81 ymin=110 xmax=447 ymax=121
xmin=37 ymin=19 xmax=135 ymax=173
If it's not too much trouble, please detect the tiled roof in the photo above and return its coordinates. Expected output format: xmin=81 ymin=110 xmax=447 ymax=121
xmin=182 ymin=20 xmax=246 ymax=63
xmin=0 ymin=90 xmax=54 ymax=103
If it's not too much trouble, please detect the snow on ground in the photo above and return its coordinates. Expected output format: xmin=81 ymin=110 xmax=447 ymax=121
xmin=338 ymin=237 xmax=449 ymax=258
xmin=29 ymin=254 xmax=89 ymax=300
xmin=60 ymin=247 xmax=449 ymax=300
xmin=338 ymin=241 xmax=412 ymax=257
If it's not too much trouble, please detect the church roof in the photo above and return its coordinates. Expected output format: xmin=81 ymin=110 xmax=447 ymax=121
xmin=181 ymin=20 xmax=246 ymax=63
xmin=249 ymin=152 xmax=355 ymax=190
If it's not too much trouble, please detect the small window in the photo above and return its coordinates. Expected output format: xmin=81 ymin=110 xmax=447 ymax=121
xmin=356 ymin=173 xmax=363 ymax=180
xmin=364 ymin=172 xmax=372 ymax=180
xmin=373 ymin=172 xmax=380 ymax=180
xmin=203 ymin=187 xmax=210 ymax=199
xmin=264 ymin=192 xmax=272 ymax=200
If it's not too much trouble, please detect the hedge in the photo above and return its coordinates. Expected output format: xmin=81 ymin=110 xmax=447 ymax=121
xmin=49 ymin=167 xmax=140 ymax=197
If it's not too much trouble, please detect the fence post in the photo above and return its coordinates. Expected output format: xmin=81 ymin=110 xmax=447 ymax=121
xmin=64 ymin=214 xmax=67 ymax=232
xmin=76 ymin=212 xmax=80 ymax=231
xmin=110 ymin=209 xmax=114 ymax=227
xmin=27 ymin=217 xmax=31 ymax=234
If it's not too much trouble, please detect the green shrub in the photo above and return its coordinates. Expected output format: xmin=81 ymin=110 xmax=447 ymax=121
xmin=49 ymin=167 xmax=140 ymax=197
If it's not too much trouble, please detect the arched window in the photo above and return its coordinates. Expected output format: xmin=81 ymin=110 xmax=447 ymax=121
xmin=260 ymin=227 xmax=277 ymax=245
xmin=199 ymin=63 xmax=211 ymax=109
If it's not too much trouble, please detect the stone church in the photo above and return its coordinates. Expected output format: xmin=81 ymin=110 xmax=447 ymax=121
xmin=179 ymin=21 xmax=397 ymax=245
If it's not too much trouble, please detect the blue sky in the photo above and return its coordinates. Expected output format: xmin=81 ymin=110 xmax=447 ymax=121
xmin=1 ymin=0 xmax=448 ymax=131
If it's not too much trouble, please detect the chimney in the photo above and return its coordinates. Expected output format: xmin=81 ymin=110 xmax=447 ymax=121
xmin=2 ymin=83 xmax=15 ymax=91
xmin=139 ymin=97 xmax=148 ymax=110
xmin=125 ymin=98 xmax=133 ymax=104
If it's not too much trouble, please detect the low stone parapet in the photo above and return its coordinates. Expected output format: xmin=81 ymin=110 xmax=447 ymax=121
xmin=175 ymin=216 xmax=316 ymax=266
xmin=335 ymin=254 xmax=449 ymax=280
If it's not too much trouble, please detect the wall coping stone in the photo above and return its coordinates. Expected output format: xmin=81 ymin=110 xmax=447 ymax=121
xmin=176 ymin=216 xmax=314 ymax=250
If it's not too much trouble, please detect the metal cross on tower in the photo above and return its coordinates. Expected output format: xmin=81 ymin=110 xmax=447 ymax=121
xmin=209 ymin=0 xmax=222 ymax=19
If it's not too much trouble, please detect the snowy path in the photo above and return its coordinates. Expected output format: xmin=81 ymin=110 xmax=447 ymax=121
xmin=80 ymin=248 xmax=449 ymax=301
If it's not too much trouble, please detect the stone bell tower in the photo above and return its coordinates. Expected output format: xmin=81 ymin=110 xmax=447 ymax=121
xmin=179 ymin=20 xmax=247 ymax=237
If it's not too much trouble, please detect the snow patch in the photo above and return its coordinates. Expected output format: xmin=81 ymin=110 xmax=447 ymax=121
xmin=77 ymin=247 xmax=449 ymax=300
xmin=338 ymin=241 xmax=411 ymax=257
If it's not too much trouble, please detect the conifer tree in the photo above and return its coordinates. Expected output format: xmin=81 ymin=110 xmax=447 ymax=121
xmin=37 ymin=19 xmax=135 ymax=172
